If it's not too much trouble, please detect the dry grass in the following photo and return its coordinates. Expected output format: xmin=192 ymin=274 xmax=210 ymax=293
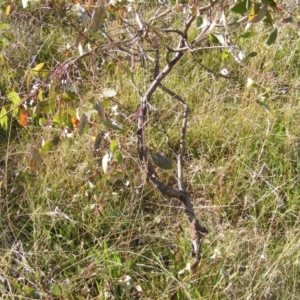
xmin=1 ymin=1 xmax=300 ymax=299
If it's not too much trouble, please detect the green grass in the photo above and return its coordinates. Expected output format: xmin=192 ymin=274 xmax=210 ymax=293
xmin=2 ymin=2 xmax=300 ymax=299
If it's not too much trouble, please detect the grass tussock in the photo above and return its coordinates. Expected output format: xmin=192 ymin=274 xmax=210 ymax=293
xmin=1 ymin=2 xmax=300 ymax=299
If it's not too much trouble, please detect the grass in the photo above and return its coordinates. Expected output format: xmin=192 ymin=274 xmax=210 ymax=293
xmin=1 ymin=1 xmax=300 ymax=299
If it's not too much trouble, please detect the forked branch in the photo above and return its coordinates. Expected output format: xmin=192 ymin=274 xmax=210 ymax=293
xmin=135 ymin=8 xmax=208 ymax=267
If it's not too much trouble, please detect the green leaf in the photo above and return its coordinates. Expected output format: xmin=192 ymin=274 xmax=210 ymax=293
xmin=39 ymin=98 xmax=56 ymax=113
xmin=256 ymin=99 xmax=271 ymax=113
xmin=264 ymin=10 xmax=273 ymax=26
xmin=110 ymin=140 xmax=118 ymax=153
xmin=7 ymin=91 xmax=21 ymax=105
xmin=196 ymin=16 xmax=204 ymax=27
xmin=240 ymin=31 xmax=256 ymax=39
xmin=221 ymin=50 xmax=229 ymax=60
xmin=231 ymin=0 xmax=252 ymax=15
xmin=0 ymin=23 xmax=10 ymax=30
xmin=209 ymin=32 xmax=226 ymax=45
xmin=51 ymin=283 xmax=61 ymax=296
xmin=151 ymin=153 xmax=173 ymax=170
xmin=247 ymin=52 xmax=258 ymax=58
xmin=10 ymin=103 xmax=19 ymax=118
xmin=115 ymin=151 xmax=123 ymax=163
xmin=103 ymin=120 xmax=122 ymax=131
xmin=266 ymin=28 xmax=277 ymax=46
xmin=40 ymin=136 xmax=60 ymax=154
xmin=0 ymin=106 xmax=8 ymax=131
xmin=208 ymin=33 xmax=219 ymax=44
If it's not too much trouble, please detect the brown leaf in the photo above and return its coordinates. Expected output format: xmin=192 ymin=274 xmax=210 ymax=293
xmin=151 ymin=35 xmax=159 ymax=50
xmin=29 ymin=147 xmax=42 ymax=169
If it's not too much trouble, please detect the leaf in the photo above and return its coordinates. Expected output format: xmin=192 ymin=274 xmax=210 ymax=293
xmin=18 ymin=109 xmax=29 ymax=126
xmin=102 ymin=88 xmax=117 ymax=98
xmin=211 ymin=32 xmax=226 ymax=45
xmin=76 ymin=4 xmax=90 ymax=26
xmin=240 ymin=31 xmax=256 ymax=39
xmin=196 ymin=16 xmax=205 ymax=27
xmin=78 ymin=113 xmax=88 ymax=135
xmin=248 ymin=4 xmax=267 ymax=24
xmin=0 ymin=24 xmax=10 ymax=30
xmin=7 ymin=91 xmax=21 ymax=105
xmin=151 ymin=153 xmax=173 ymax=170
xmin=39 ymin=98 xmax=56 ymax=113
xmin=266 ymin=28 xmax=277 ymax=46
xmin=94 ymin=100 xmax=106 ymax=121
xmin=110 ymin=140 xmax=118 ymax=153
xmin=102 ymin=151 xmax=111 ymax=173
xmin=115 ymin=151 xmax=123 ymax=163
xmin=6 ymin=5 xmax=11 ymax=16
xmin=151 ymin=35 xmax=159 ymax=49
xmin=208 ymin=33 xmax=219 ymax=44
xmin=51 ymin=283 xmax=61 ymax=296
xmin=247 ymin=52 xmax=258 ymax=58
xmin=71 ymin=116 xmax=79 ymax=129
xmin=0 ymin=106 xmax=8 ymax=131
xmin=29 ymin=62 xmax=46 ymax=78
xmin=231 ymin=0 xmax=252 ymax=15
xmin=103 ymin=120 xmax=122 ymax=131
xmin=265 ymin=10 xmax=273 ymax=26
xmin=22 ymin=0 xmax=28 ymax=8
xmin=257 ymin=99 xmax=271 ymax=113
xmin=10 ymin=103 xmax=19 ymax=118
xmin=40 ymin=136 xmax=60 ymax=154
xmin=29 ymin=147 xmax=42 ymax=169
xmin=221 ymin=50 xmax=229 ymax=60
xmin=33 ymin=63 xmax=45 ymax=72
xmin=94 ymin=131 xmax=106 ymax=151
xmin=92 ymin=0 xmax=106 ymax=30
xmin=246 ymin=78 xmax=259 ymax=89
xmin=37 ymin=88 xmax=43 ymax=101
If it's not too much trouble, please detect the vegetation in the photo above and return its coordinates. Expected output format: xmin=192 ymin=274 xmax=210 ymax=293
xmin=1 ymin=0 xmax=300 ymax=299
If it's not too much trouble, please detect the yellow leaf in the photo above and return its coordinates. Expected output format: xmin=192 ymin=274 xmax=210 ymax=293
xmin=33 ymin=62 xmax=45 ymax=72
xmin=6 ymin=5 xmax=11 ymax=16
xmin=248 ymin=4 xmax=267 ymax=24
xmin=38 ymin=88 xmax=43 ymax=101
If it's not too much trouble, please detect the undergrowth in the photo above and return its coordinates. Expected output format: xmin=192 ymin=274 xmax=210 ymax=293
xmin=1 ymin=1 xmax=300 ymax=299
